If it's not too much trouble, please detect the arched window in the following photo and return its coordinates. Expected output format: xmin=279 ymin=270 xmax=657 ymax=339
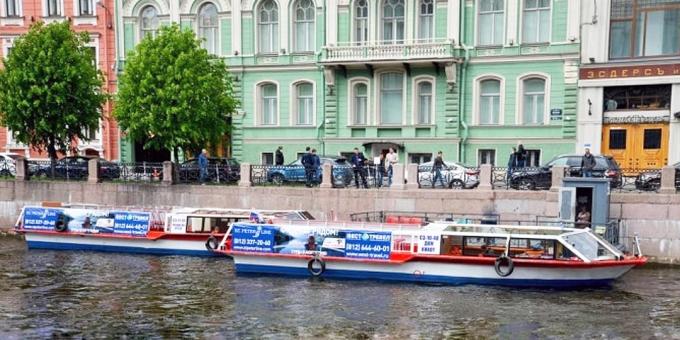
xmin=416 ymin=80 xmax=433 ymax=124
xmin=418 ymin=0 xmax=434 ymax=41
xmin=294 ymin=82 xmax=314 ymax=125
xmin=522 ymin=77 xmax=546 ymax=124
xmin=354 ymin=0 xmax=369 ymax=44
xmin=293 ymin=0 xmax=315 ymax=52
xmin=198 ymin=3 xmax=218 ymax=55
xmin=380 ymin=72 xmax=404 ymax=124
xmin=258 ymin=0 xmax=279 ymax=54
xmin=382 ymin=0 xmax=404 ymax=44
xmin=259 ymin=83 xmax=278 ymax=125
xmin=140 ymin=6 xmax=159 ymax=39
xmin=479 ymin=79 xmax=501 ymax=125
xmin=352 ymin=82 xmax=368 ymax=125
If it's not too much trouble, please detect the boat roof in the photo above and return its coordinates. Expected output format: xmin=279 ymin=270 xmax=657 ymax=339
xmin=170 ymin=207 xmax=314 ymax=219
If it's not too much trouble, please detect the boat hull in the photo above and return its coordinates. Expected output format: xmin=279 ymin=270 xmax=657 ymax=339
xmin=233 ymin=255 xmax=638 ymax=288
xmin=24 ymin=233 xmax=217 ymax=256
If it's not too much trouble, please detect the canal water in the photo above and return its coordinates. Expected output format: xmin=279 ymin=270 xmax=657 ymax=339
xmin=0 ymin=237 xmax=678 ymax=339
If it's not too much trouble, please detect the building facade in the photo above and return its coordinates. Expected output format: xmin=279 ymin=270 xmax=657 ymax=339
xmin=0 ymin=0 xmax=119 ymax=160
xmin=578 ymin=0 xmax=680 ymax=169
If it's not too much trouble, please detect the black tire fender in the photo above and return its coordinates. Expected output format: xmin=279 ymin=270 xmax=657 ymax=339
xmin=54 ymin=220 xmax=67 ymax=232
xmin=307 ymin=257 xmax=326 ymax=276
xmin=494 ymin=255 xmax=514 ymax=277
xmin=205 ymin=236 xmax=219 ymax=251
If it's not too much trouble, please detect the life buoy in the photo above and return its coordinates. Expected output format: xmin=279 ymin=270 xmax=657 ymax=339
xmin=54 ymin=221 xmax=67 ymax=232
xmin=307 ymin=257 xmax=326 ymax=276
xmin=205 ymin=236 xmax=219 ymax=251
xmin=494 ymin=255 xmax=514 ymax=277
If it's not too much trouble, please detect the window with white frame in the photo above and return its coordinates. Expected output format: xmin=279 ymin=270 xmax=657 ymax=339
xmin=261 ymin=152 xmax=274 ymax=165
xmin=478 ymin=0 xmax=504 ymax=46
xmin=140 ymin=6 xmax=159 ymax=39
xmin=418 ymin=0 xmax=434 ymax=41
xmin=258 ymin=0 xmax=279 ymax=54
xmin=522 ymin=0 xmax=550 ymax=43
xmin=478 ymin=149 xmax=496 ymax=166
xmin=45 ymin=0 xmax=62 ymax=16
xmin=409 ymin=153 xmax=432 ymax=164
xmin=352 ymin=82 xmax=368 ymax=125
xmin=522 ymin=77 xmax=545 ymax=124
xmin=78 ymin=0 xmax=93 ymax=16
xmin=354 ymin=0 xmax=369 ymax=45
xmin=526 ymin=149 xmax=541 ymax=167
xmin=198 ymin=3 xmax=218 ymax=55
xmin=293 ymin=0 xmax=314 ymax=52
xmin=259 ymin=83 xmax=278 ymax=125
xmin=7 ymin=129 xmax=18 ymax=146
xmin=479 ymin=79 xmax=501 ymax=125
xmin=380 ymin=72 xmax=403 ymax=124
xmin=609 ymin=0 xmax=680 ymax=59
xmin=382 ymin=0 xmax=404 ymax=44
xmin=416 ymin=80 xmax=433 ymax=124
xmin=294 ymin=82 xmax=313 ymax=125
xmin=4 ymin=0 xmax=20 ymax=16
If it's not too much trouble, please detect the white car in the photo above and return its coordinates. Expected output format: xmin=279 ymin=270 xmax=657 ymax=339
xmin=0 ymin=153 xmax=20 ymax=176
xmin=417 ymin=161 xmax=480 ymax=189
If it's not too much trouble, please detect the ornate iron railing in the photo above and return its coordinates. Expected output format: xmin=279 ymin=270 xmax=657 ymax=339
xmin=251 ymin=165 xmax=312 ymax=186
xmin=494 ymin=167 xmax=551 ymax=190
xmin=332 ymin=164 xmax=390 ymax=189
xmin=0 ymin=159 xmax=16 ymax=178
xmin=176 ymin=163 xmax=239 ymax=185
xmin=27 ymin=160 xmax=88 ymax=181
xmin=612 ymin=168 xmax=662 ymax=192
xmin=98 ymin=162 xmax=163 ymax=183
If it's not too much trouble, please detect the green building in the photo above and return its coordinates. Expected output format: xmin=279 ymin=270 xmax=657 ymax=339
xmin=115 ymin=0 xmax=580 ymax=166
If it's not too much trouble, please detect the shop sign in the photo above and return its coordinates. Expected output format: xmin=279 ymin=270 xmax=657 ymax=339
xmin=580 ymin=64 xmax=680 ymax=80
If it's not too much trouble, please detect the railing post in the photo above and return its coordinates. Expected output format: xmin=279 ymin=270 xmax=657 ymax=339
xmin=239 ymin=163 xmax=252 ymax=187
xmin=87 ymin=158 xmax=99 ymax=184
xmin=162 ymin=161 xmax=173 ymax=185
xmin=320 ymin=163 xmax=332 ymax=188
xmin=14 ymin=155 xmax=27 ymax=181
xmin=404 ymin=163 xmax=418 ymax=190
xmin=550 ymin=165 xmax=567 ymax=192
xmin=390 ymin=163 xmax=405 ymax=190
xmin=477 ymin=164 xmax=492 ymax=190
xmin=659 ymin=165 xmax=676 ymax=194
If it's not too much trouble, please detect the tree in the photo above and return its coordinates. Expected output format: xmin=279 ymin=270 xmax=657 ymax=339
xmin=0 ymin=21 xmax=105 ymax=175
xmin=114 ymin=24 xmax=238 ymax=162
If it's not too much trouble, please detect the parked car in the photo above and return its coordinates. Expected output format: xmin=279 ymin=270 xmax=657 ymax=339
xmin=266 ymin=157 xmax=353 ymax=186
xmin=0 ymin=153 xmax=20 ymax=176
xmin=417 ymin=161 xmax=480 ymax=189
xmin=28 ymin=156 xmax=120 ymax=180
xmin=178 ymin=157 xmax=240 ymax=183
xmin=509 ymin=154 xmax=621 ymax=190
xmin=635 ymin=162 xmax=680 ymax=191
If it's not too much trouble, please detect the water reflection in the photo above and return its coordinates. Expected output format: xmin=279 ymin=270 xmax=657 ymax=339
xmin=0 ymin=237 xmax=679 ymax=338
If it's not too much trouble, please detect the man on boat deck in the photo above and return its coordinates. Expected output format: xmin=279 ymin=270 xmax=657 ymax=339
xmin=198 ymin=149 xmax=208 ymax=185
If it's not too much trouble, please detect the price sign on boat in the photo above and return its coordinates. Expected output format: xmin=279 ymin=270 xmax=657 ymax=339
xmin=112 ymin=211 xmax=150 ymax=237
xmin=343 ymin=231 xmax=391 ymax=260
xmin=231 ymin=224 xmax=276 ymax=253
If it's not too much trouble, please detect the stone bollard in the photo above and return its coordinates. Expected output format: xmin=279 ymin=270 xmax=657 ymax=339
xmin=162 ymin=161 xmax=173 ymax=185
xmin=659 ymin=165 xmax=676 ymax=194
xmin=320 ymin=163 xmax=332 ymax=188
xmin=239 ymin=163 xmax=252 ymax=187
xmin=87 ymin=158 xmax=99 ymax=184
xmin=14 ymin=155 xmax=27 ymax=181
xmin=390 ymin=163 xmax=405 ymax=190
xmin=550 ymin=165 xmax=567 ymax=192
xmin=476 ymin=164 xmax=492 ymax=190
xmin=404 ymin=163 xmax=419 ymax=190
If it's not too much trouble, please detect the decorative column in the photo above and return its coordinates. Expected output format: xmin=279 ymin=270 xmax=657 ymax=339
xmin=550 ymin=165 xmax=567 ymax=192
xmin=238 ymin=163 xmax=252 ymax=187
xmin=162 ymin=161 xmax=174 ymax=185
xmin=14 ymin=156 xmax=27 ymax=181
xmin=390 ymin=164 xmax=405 ymax=190
xmin=320 ymin=163 xmax=333 ymax=188
xmin=88 ymin=158 xmax=99 ymax=184
xmin=405 ymin=163 xmax=419 ymax=190
xmin=659 ymin=165 xmax=677 ymax=194
xmin=476 ymin=164 xmax=492 ymax=190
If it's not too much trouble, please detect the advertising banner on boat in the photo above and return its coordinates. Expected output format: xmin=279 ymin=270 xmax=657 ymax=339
xmin=112 ymin=211 xmax=151 ymax=237
xmin=416 ymin=233 xmax=441 ymax=254
xmin=22 ymin=207 xmax=60 ymax=231
xmin=21 ymin=207 xmax=149 ymax=237
xmin=231 ymin=223 xmax=392 ymax=260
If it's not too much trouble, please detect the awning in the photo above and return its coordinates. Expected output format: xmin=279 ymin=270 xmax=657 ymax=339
xmin=361 ymin=142 xmax=405 ymax=150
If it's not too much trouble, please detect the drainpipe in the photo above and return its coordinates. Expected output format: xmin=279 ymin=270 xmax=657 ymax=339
xmin=459 ymin=45 xmax=470 ymax=164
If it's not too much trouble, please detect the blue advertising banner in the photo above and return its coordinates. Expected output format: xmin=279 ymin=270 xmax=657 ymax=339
xmin=112 ymin=211 xmax=150 ymax=237
xmin=344 ymin=231 xmax=392 ymax=260
xmin=232 ymin=224 xmax=276 ymax=253
xmin=23 ymin=207 xmax=61 ymax=231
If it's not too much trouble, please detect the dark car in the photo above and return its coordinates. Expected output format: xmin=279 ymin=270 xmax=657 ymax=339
xmin=509 ymin=154 xmax=621 ymax=190
xmin=635 ymin=162 xmax=680 ymax=191
xmin=28 ymin=156 xmax=120 ymax=180
xmin=178 ymin=157 xmax=240 ymax=183
xmin=265 ymin=157 xmax=353 ymax=186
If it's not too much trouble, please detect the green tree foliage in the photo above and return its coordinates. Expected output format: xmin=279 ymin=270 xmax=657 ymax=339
xmin=0 ymin=21 xmax=105 ymax=170
xmin=115 ymin=24 xmax=238 ymax=161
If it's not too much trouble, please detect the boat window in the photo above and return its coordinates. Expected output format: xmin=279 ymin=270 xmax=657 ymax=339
xmin=186 ymin=216 xmax=232 ymax=233
xmin=441 ymin=235 xmax=463 ymax=255
xmin=561 ymin=232 xmax=617 ymax=261
xmin=393 ymin=235 xmax=415 ymax=252
xmin=462 ymin=237 xmax=506 ymax=257
xmin=509 ymin=238 xmax=555 ymax=259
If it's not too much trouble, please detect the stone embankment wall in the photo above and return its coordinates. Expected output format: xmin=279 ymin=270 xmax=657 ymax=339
xmin=0 ymin=180 xmax=678 ymax=263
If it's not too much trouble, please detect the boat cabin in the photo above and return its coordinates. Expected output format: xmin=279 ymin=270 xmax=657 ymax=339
xmin=165 ymin=208 xmax=314 ymax=234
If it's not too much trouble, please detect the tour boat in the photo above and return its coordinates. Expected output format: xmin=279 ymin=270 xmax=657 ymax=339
xmin=213 ymin=221 xmax=646 ymax=288
xmin=15 ymin=204 xmax=313 ymax=256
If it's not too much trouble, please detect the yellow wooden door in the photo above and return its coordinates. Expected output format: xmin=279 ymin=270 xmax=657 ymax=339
xmin=634 ymin=124 xmax=669 ymax=169
xmin=602 ymin=125 xmax=633 ymax=169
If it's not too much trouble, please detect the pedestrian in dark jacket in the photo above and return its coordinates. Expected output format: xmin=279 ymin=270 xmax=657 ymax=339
xmin=350 ymin=147 xmax=368 ymax=188
xmin=275 ymin=146 xmax=284 ymax=166
xmin=515 ymin=144 xmax=526 ymax=168
xmin=432 ymin=151 xmax=446 ymax=188
xmin=302 ymin=147 xmax=315 ymax=187
xmin=507 ymin=146 xmax=517 ymax=179
xmin=198 ymin=149 xmax=208 ymax=184
xmin=375 ymin=153 xmax=386 ymax=188
xmin=581 ymin=148 xmax=596 ymax=178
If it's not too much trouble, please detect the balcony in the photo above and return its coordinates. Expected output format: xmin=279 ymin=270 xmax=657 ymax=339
xmin=320 ymin=39 xmax=457 ymax=65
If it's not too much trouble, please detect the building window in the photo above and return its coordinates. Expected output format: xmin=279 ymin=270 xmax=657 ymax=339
xmin=522 ymin=0 xmax=550 ymax=43
xmin=78 ymin=0 xmax=93 ymax=16
xmin=382 ymin=0 xmax=405 ymax=44
xmin=198 ymin=3 xmax=218 ymax=55
xmin=609 ymin=129 xmax=626 ymax=150
xmin=380 ymin=72 xmax=403 ymax=124
xmin=409 ymin=153 xmax=432 ymax=164
xmin=416 ymin=80 xmax=433 ymax=125
xmin=525 ymin=149 xmax=541 ymax=167
xmin=46 ymin=0 xmax=62 ymax=16
xmin=522 ymin=77 xmax=545 ymax=124
xmin=610 ymin=0 xmax=680 ymax=58
xmin=643 ymin=128 xmax=662 ymax=149
xmin=140 ymin=6 xmax=159 ymax=39
xmin=478 ymin=149 xmax=496 ymax=166
xmin=478 ymin=0 xmax=504 ymax=46
xmin=261 ymin=152 xmax=274 ymax=165
xmin=352 ymin=82 xmax=368 ymax=125
xmin=259 ymin=83 xmax=278 ymax=125
xmin=479 ymin=78 xmax=501 ymax=125
xmin=258 ymin=0 xmax=279 ymax=54
xmin=87 ymin=46 xmax=97 ymax=68
xmin=418 ymin=0 xmax=434 ymax=41
xmin=293 ymin=0 xmax=315 ymax=52
xmin=354 ymin=0 xmax=369 ymax=45
xmin=603 ymin=85 xmax=671 ymax=111
xmin=4 ymin=0 xmax=19 ymax=16
xmin=294 ymin=82 xmax=313 ymax=125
